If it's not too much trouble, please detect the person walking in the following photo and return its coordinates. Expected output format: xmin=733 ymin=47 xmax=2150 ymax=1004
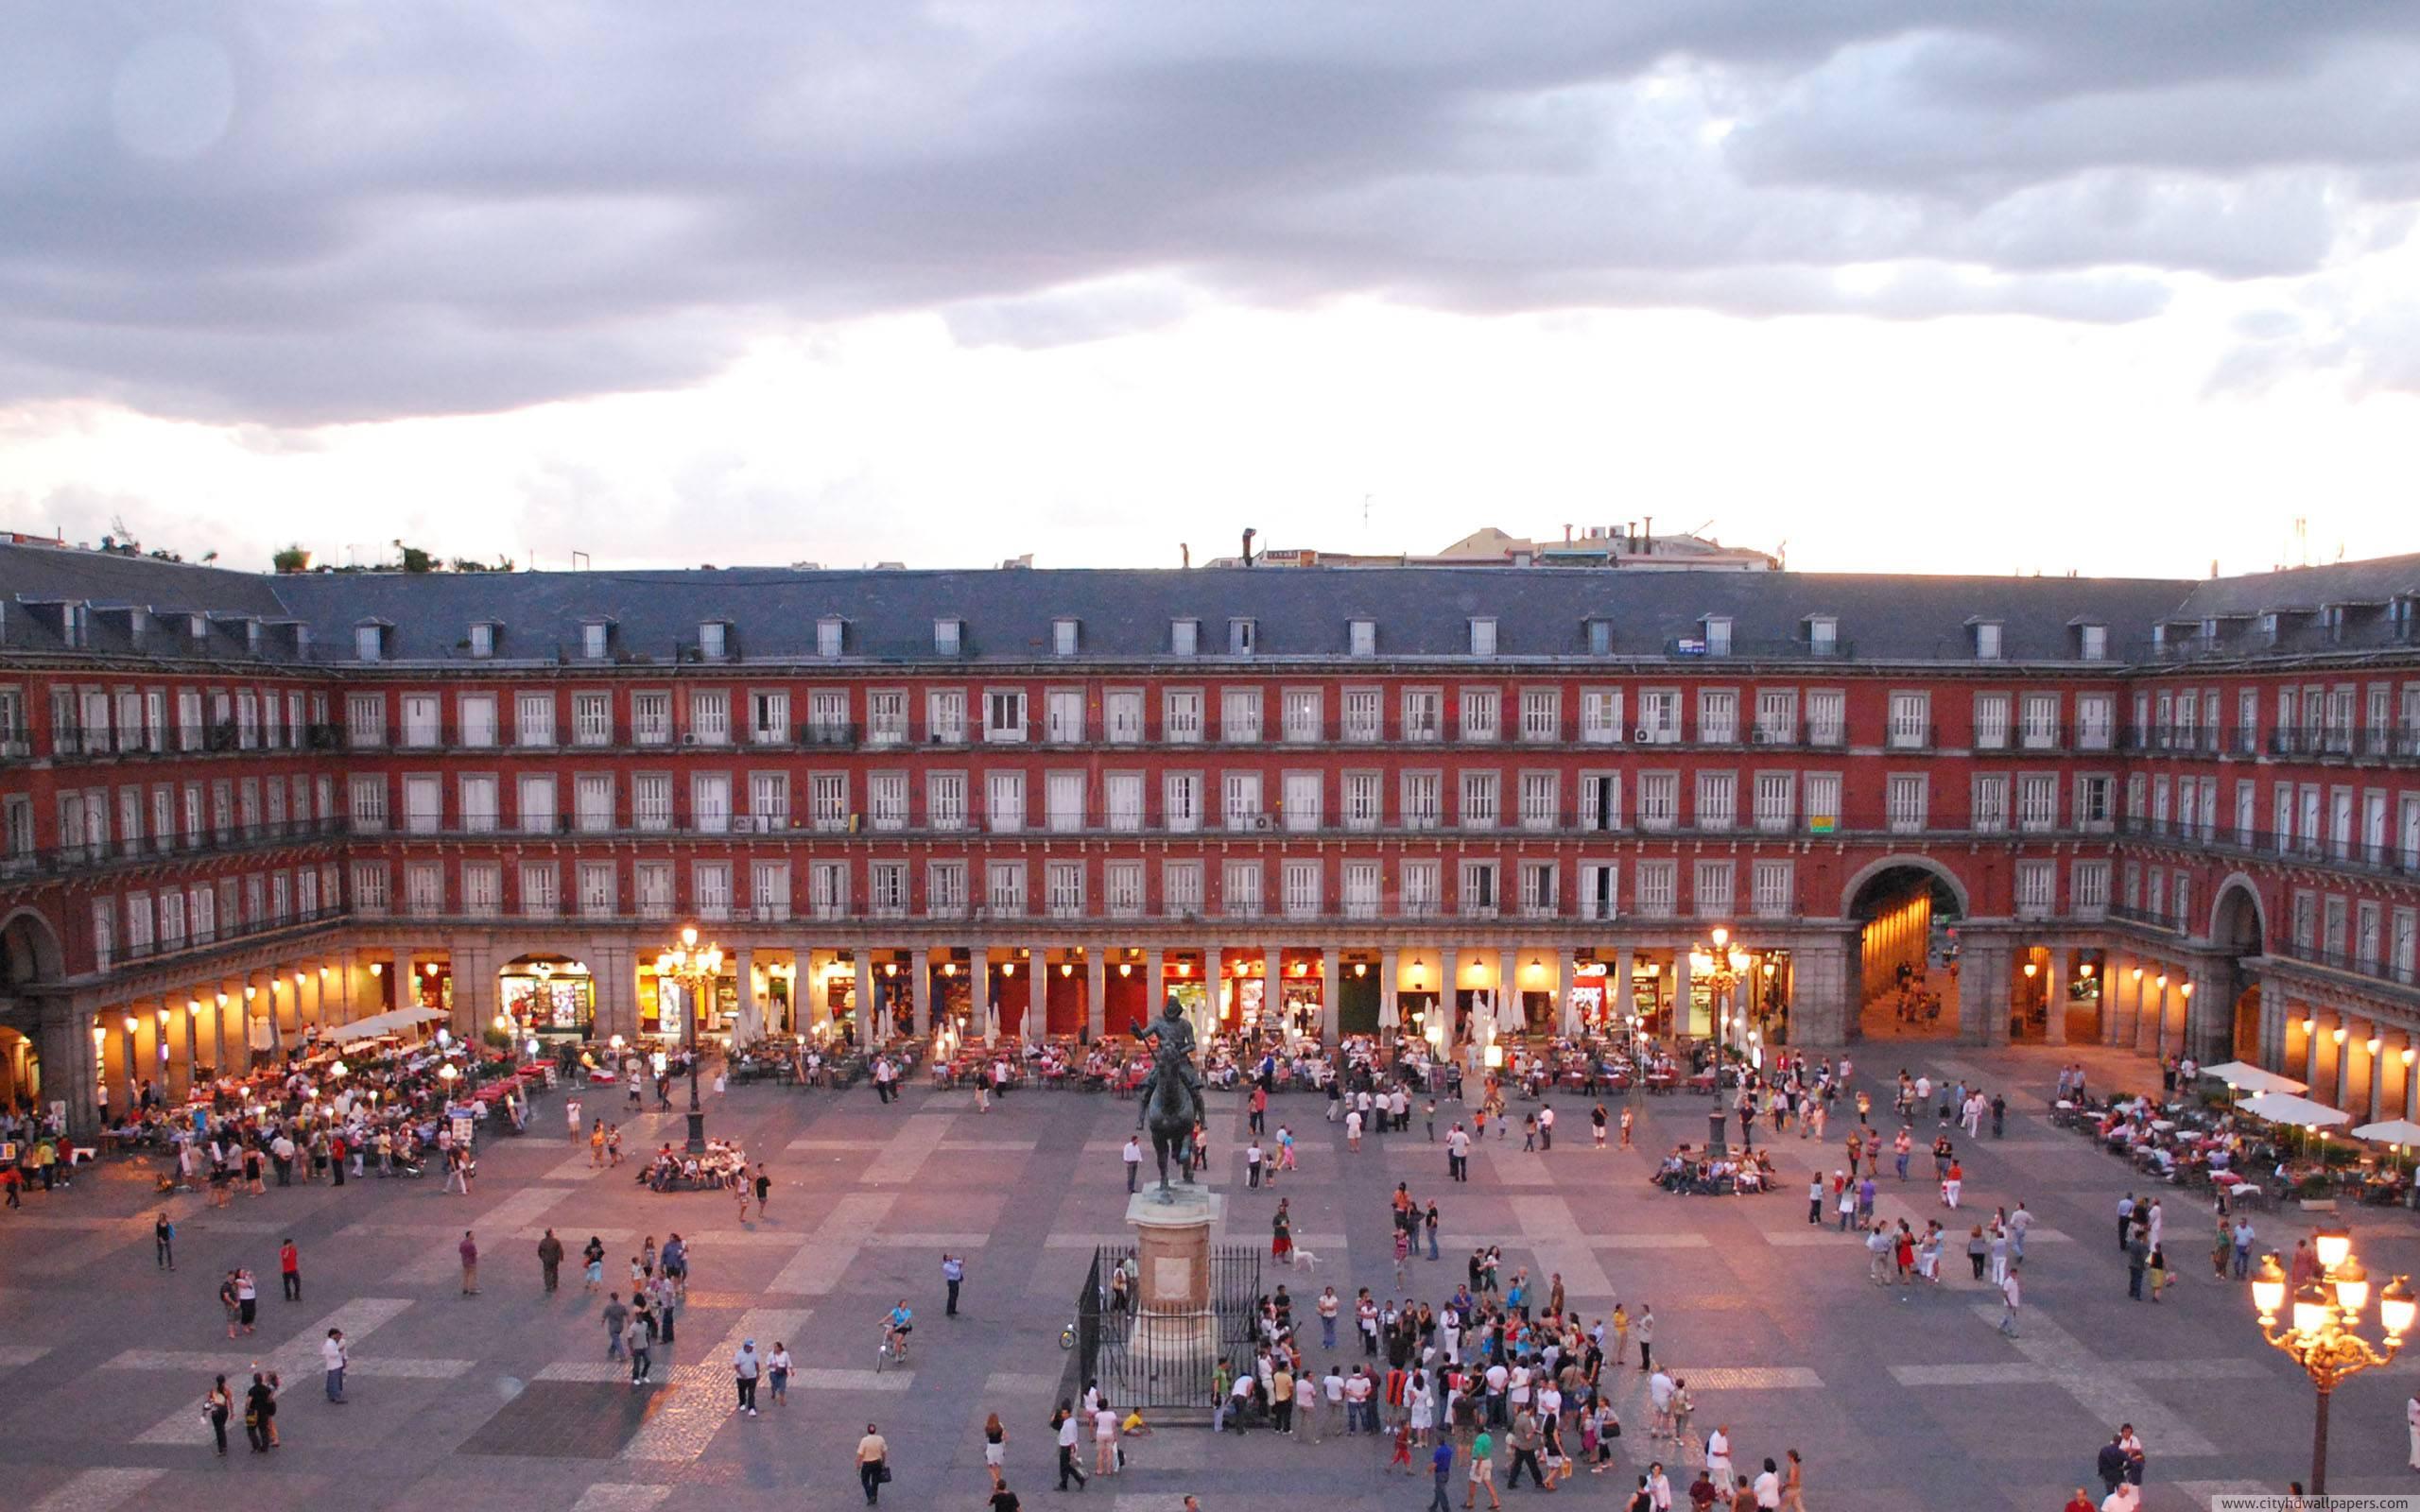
xmin=537 ymin=1228 xmax=565 ymax=1293
xmin=1466 ymin=1424 xmax=1502 ymax=1509
xmin=2125 ymin=1232 xmax=2150 ymax=1301
xmin=321 ymin=1328 xmax=349 ymax=1402
xmin=583 ymin=1235 xmax=607 ymax=1292
xmin=205 ymin=1374 xmax=233 ymax=1456
xmin=279 ymin=1237 xmax=302 ymax=1301
xmin=602 ymin=1292 xmax=630 ymax=1359
xmin=154 ymin=1211 xmax=175 ymax=1271
xmin=856 ymin=1420 xmax=890 ymax=1504
xmin=627 ymin=1312 xmax=653 ymax=1385
xmin=733 ymin=1339 xmax=762 ymax=1416
xmin=458 ymin=1229 xmax=480 ymax=1296
xmin=1430 ymin=1436 xmax=1459 ymax=1512
xmin=982 ymin=1410 xmax=1008 ymax=1490
xmin=752 ymin=1163 xmax=771 ymax=1217
xmin=1123 ymin=1135 xmax=1143 ymax=1194
xmin=1056 ymin=1400 xmax=1089 ymax=1490
xmin=243 ymin=1372 xmax=273 ymax=1452
xmin=1634 ymin=1305 xmax=1655 ymax=1373
xmin=942 ymin=1252 xmax=966 ymax=1316
xmin=1997 ymin=1263 xmax=2022 ymax=1337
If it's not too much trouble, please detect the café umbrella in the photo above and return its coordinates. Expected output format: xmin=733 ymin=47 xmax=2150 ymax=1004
xmin=2350 ymin=1117 xmax=2420 ymax=1150
xmin=2199 ymin=1060 xmax=2308 ymax=1097
xmin=2237 ymin=1091 xmax=2351 ymax=1128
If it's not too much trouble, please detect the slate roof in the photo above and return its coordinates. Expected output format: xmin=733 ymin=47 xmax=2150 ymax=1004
xmin=2 ymin=538 xmax=2411 ymax=668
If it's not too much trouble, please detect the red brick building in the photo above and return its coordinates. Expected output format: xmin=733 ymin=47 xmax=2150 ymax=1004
xmin=3 ymin=541 xmax=2416 ymax=1135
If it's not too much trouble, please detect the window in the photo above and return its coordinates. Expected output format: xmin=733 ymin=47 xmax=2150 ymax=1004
xmin=2080 ymin=623 xmax=2108 ymax=661
xmin=1578 ymin=862 xmax=1618 ymax=920
xmin=1459 ymin=860 xmax=1498 ymax=917
xmin=2078 ymin=773 xmax=2114 ymax=831
xmin=986 ymin=771 xmax=1026 ymax=832
xmin=1703 ymin=616 xmax=1733 ymax=656
xmin=807 ymin=772 xmax=846 ymax=832
xmin=1162 ymin=861 xmax=1203 ymax=916
xmin=1227 ymin=618 xmax=1255 ymax=656
xmin=634 ymin=861 xmax=674 ymax=919
xmin=1343 ymin=860 xmax=1381 ymax=919
xmin=1401 ymin=771 xmax=1441 ymax=831
xmin=1888 ymin=692 xmax=1930 ymax=748
xmin=1752 ymin=689 xmax=1797 ymax=745
xmin=688 ymin=771 xmax=731 ymax=833
xmin=1887 ymin=774 xmax=1928 ymax=833
xmin=346 ymin=693 xmax=385 ymax=748
xmin=1698 ymin=690 xmax=1738 ymax=744
xmin=1047 ymin=860 xmax=1085 ymax=919
xmin=1972 ymin=693 xmax=2010 ymax=750
xmin=752 ymin=690 xmax=791 ymax=744
xmin=1343 ymin=772 xmax=1381 ymax=831
xmin=807 ymin=861 xmax=848 ymax=919
xmin=1400 ymin=860 xmax=1440 ymax=917
xmin=867 ymin=690 xmax=908 ymax=745
xmin=865 ymin=771 xmax=906 ymax=831
xmin=1581 ymin=689 xmax=1623 ymax=744
xmin=401 ymin=694 xmax=441 ymax=747
xmin=403 ymin=775 xmax=441 ymax=833
xmin=517 ymin=774 xmax=557 ymax=834
xmin=1587 ymin=619 xmax=1615 ymax=655
xmin=514 ymin=692 xmax=555 ymax=747
xmin=926 ymin=861 xmax=967 ymax=918
xmin=1046 ymin=688 xmax=1085 ymax=743
xmin=1106 ymin=772 xmax=1144 ymax=832
xmin=755 ymin=860 xmax=795 ymax=921
xmin=700 ymin=621 xmax=730 ymax=661
xmin=1105 ymin=690 xmax=1145 ymax=744
xmin=1349 ymin=618 xmax=1376 ymax=657
xmin=631 ymin=691 xmax=671 ymax=745
xmin=687 ymin=688 xmax=730 ymax=745
xmin=1518 ymin=771 xmax=1558 ymax=831
xmin=520 ymin=862 xmax=559 ymax=918
xmin=1634 ymin=860 xmax=1677 ymax=918
xmin=347 ymin=775 xmax=389 ymax=833
xmin=1283 ymin=689 xmax=1322 ymax=743
xmin=1580 ymin=773 xmax=1622 ymax=831
xmin=1053 ymin=618 xmax=1080 ymax=657
xmin=1222 ymin=859 xmax=1263 ymax=917
xmin=354 ymin=624 xmax=384 ymax=662
xmin=2017 ymin=773 xmax=2058 ymax=833
xmin=571 ymin=692 xmax=611 ymax=746
xmin=1806 ymin=690 xmax=1845 ymax=747
xmin=1222 ymin=771 xmax=1263 ymax=831
xmin=927 ymin=689 xmax=967 ymax=745
xmin=1753 ymin=772 xmax=1794 ymax=832
xmin=1693 ymin=860 xmax=1735 ymax=917
xmin=1638 ymin=772 xmax=1679 ymax=832
xmin=1283 ymin=859 xmax=1322 ymax=919
xmin=983 ymin=689 xmax=1028 ymax=743
xmin=1164 ymin=772 xmax=1201 ymax=833
xmin=1469 ymin=618 xmax=1496 ymax=657
xmin=986 ymin=861 xmax=1026 ymax=916
xmin=933 ymin=618 xmax=963 ymax=656
xmin=1460 ymin=688 xmax=1499 ymax=743
xmin=1695 ymin=770 xmax=1737 ymax=831
xmin=1106 ymin=861 xmax=1144 ymax=919
xmin=405 ymin=862 xmax=444 ymax=919
xmin=1974 ymin=621 xmax=2003 ymax=660
xmin=1637 ymin=690 xmax=1680 ymax=745
xmin=1342 ymin=689 xmax=1382 ymax=742
xmin=1170 ymin=619 xmax=1200 ymax=657
xmin=1460 ymin=770 xmax=1500 ymax=830
xmin=1519 ymin=861 xmax=1557 ymax=918
xmin=2014 ymin=861 xmax=2056 ymax=919
xmin=577 ymin=774 xmax=614 ymax=833
xmin=926 ymin=771 xmax=967 ymax=831
xmin=2071 ymin=860 xmax=2109 ymax=918
xmin=1221 ymin=688 xmax=1262 ymax=743
xmin=1751 ymin=859 xmax=1793 ymax=919
xmin=582 ymin=621 xmax=611 ymax=660
xmin=2394 ymin=906 xmax=2418 ymax=980
xmin=1283 ymin=771 xmax=1322 ymax=832
xmin=1046 ymin=770 xmax=1086 ymax=833
xmin=632 ymin=773 xmax=673 ymax=832
xmin=1164 ymin=689 xmax=1203 ymax=744
xmin=1403 ymin=689 xmax=1443 ymax=742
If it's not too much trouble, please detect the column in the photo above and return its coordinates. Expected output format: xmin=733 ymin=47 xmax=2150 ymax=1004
xmin=595 ymin=946 xmax=637 ymax=1044
xmin=853 ymin=948 xmax=876 ymax=1048
xmin=1144 ymin=949 xmax=1164 ymax=1016
xmin=1558 ymin=949 xmax=1580 ymax=1036
xmin=735 ymin=948 xmax=757 ymax=1041
xmin=912 ymin=951 xmax=934 ymax=1036
xmin=1320 ymin=946 xmax=1340 ymax=1041
xmin=1203 ymin=948 xmax=1222 ymax=1041
xmin=40 ymin=1003 xmax=100 ymax=1139
xmin=1438 ymin=947 xmax=1458 ymax=1045
xmin=1957 ymin=936 xmax=2011 ymax=1045
xmin=2257 ymin=990 xmax=2287 ymax=1074
xmin=1086 ymin=951 xmax=1108 ymax=1041
xmin=1028 ymin=943 xmax=1048 ymax=1043
xmin=1379 ymin=948 xmax=1399 ymax=1034
xmin=969 ymin=945 xmax=992 ymax=1040
xmin=1670 ymin=950 xmax=1691 ymax=1037
xmin=1497 ymin=947 xmax=1519 ymax=1035
xmin=2046 ymin=948 xmax=2071 ymax=1045
xmin=2105 ymin=958 xmax=2134 ymax=1047
xmin=1614 ymin=946 xmax=1634 ymax=1024
xmin=2345 ymin=1021 xmax=2377 ymax=1124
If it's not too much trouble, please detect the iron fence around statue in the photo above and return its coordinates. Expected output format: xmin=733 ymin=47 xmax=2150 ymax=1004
xmin=1071 ymin=1243 xmax=1262 ymax=1417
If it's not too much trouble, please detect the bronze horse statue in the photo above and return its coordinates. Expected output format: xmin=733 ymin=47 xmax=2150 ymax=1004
xmin=1132 ymin=995 xmax=1204 ymax=1201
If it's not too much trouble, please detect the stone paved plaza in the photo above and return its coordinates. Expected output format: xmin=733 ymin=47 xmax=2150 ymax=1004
xmin=5 ymin=1040 xmax=2418 ymax=1512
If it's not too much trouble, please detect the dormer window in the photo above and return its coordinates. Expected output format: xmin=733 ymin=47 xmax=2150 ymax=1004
xmin=188 ymin=613 xmax=209 ymax=640
xmin=1171 ymin=619 xmax=1200 ymax=657
xmin=2259 ymin=611 xmax=2281 ymax=644
xmin=816 ymin=617 xmax=843 ymax=659
xmin=468 ymin=623 xmax=496 ymax=659
xmin=2323 ymin=605 xmax=2347 ymax=643
xmin=2079 ymin=623 xmax=2108 ymax=662
xmin=1586 ymin=619 xmax=1613 ymax=656
xmin=1228 ymin=618 xmax=1256 ymax=656
xmin=1702 ymin=615 xmax=1733 ymax=656
xmin=581 ymin=620 xmax=613 ymax=660
xmin=934 ymin=618 xmax=963 ymax=656
xmin=1972 ymin=620 xmax=2003 ymax=661
xmin=700 ymin=620 xmax=730 ymax=661
xmin=1468 ymin=618 xmax=1497 ymax=657
xmin=1806 ymin=615 xmax=1838 ymax=653
xmin=244 ymin=621 xmax=262 ymax=654
xmin=1349 ymin=618 xmax=1376 ymax=657
xmin=2393 ymin=597 xmax=2414 ymax=641
xmin=1053 ymin=618 xmax=1080 ymax=657
xmin=354 ymin=621 xmax=389 ymax=663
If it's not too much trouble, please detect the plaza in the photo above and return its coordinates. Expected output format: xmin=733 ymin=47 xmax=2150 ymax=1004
xmin=1 ymin=1031 xmax=2414 ymax=1512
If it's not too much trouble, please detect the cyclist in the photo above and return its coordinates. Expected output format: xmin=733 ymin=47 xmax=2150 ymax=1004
xmin=882 ymin=1300 xmax=914 ymax=1361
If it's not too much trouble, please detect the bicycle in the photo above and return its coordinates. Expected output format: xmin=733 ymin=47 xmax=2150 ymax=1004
xmin=1059 ymin=1320 xmax=1077 ymax=1349
xmin=876 ymin=1325 xmax=910 ymax=1372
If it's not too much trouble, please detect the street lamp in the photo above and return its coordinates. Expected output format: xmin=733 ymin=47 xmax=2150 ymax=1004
xmin=1689 ymin=926 xmax=1750 ymax=1156
xmin=654 ymin=925 xmax=723 ymax=1153
xmin=2249 ymin=1229 xmax=2414 ymax=1494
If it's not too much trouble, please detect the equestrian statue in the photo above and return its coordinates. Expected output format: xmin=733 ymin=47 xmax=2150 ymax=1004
xmin=1132 ymin=994 xmax=1205 ymax=1202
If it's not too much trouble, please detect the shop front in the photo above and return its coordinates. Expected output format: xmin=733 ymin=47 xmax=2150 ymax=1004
xmin=638 ymin=961 xmax=735 ymax=1044
xmin=499 ymin=954 xmax=595 ymax=1042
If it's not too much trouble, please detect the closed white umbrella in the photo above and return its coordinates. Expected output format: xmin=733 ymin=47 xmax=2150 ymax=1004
xmin=2238 ymin=1091 xmax=2351 ymax=1128
xmin=2200 ymin=1061 xmax=2308 ymax=1096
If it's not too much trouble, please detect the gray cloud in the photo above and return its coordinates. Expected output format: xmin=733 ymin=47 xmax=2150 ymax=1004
xmin=2 ymin=3 xmax=2416 ymax=423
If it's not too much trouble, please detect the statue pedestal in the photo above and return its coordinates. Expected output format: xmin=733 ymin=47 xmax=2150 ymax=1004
xmin=1124 ymin=1187 xmax=1223 ymax=1383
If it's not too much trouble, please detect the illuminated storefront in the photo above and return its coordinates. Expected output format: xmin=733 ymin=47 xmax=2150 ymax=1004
xmin=499 ymin=954 xmax=595 ymax=1040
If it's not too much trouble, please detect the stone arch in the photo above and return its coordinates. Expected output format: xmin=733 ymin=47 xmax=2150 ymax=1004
xmin=0 ymin=906 xmax=64 ymax=989
xmin=2209 ymin=874 xmax=2267 ymax=954
xmin=1843 ymin=855 xmax=1973 ymax=1039
xmin=1840 ymin=854 xmax=1974 ymax=922
xmin=2208 ymin=875 xmax=2269 ymax=1061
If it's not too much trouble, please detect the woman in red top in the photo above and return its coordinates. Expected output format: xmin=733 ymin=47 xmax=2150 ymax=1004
xmin=1893 ymin=1228 xmax=1916 ymax=1286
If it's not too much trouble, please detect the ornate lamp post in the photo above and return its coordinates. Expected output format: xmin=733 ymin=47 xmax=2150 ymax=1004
xmin=1689 ymin=926 xmax=1749 ymax=1155
xmin=654 ymin=925 xmax=723 ymax=1154
xmin=2250 ymin=1227 xmax=2414 ymax=1494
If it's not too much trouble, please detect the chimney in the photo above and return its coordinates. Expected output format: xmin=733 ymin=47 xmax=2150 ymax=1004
xmin=1241 ymin=527 xmax=1257 ymax=568
xmin=1180 ymin=542 xmax=1190 ymax=570
xmin=1563 ymin=524 xmax=1572 ymax=543
xmin=1642 ymin=515 xmax=1653 ymax=553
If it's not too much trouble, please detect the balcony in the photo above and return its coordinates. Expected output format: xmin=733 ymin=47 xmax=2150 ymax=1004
xmin=0 ymin=816 xmax=348 ymax=884
xmin=801 ymin=721 xmax=859 ymax=747
xmin=2268 ymin=937 xmax=2420 ymax=995
xmin=106 ymin=903 xmax=354 ymax=972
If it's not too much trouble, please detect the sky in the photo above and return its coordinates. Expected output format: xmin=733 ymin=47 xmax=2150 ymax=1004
xmin=3 ymin=4 xmax=2418 ymax=578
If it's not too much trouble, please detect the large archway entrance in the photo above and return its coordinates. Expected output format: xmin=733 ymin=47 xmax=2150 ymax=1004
xmin=0 ymin=909 xmax=64 ymax=1110
xmin=1847 ymin=860 xmax=1968 ymax=1040
xmin=2211 ymin=880 xmax=2268 ymax=1061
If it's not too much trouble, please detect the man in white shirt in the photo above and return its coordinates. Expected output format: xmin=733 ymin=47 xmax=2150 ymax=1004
xmin=1997 ymin=1263 xmax=2022 ymax=1337
xmin=1122 ymin=1136 xmax=1142 ymax=1194
xmin=1484 ymin=1360 xmax=1511 ymax=1426
xmin=1753 ymin=1458 xmax=1781 ymax=1509
xmin=1245 ymin=1139 xmax=1264 ymax=1188
xmin=1447 ymin=1123 xmax=1472 ymax=1182
xmin=2407 ymin=1393 xmax=2420 ymax=1470
xmin=1059 ymin=1401 xmax=1090 ymax=1484
xmin=1322 ymin=1366 xmax=1347 ymax=1437
xmin=1704 ymin=1424 xmax=1733 ymax=1491
xmin=320 ymin=1327 xmax=348 ymax=1403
